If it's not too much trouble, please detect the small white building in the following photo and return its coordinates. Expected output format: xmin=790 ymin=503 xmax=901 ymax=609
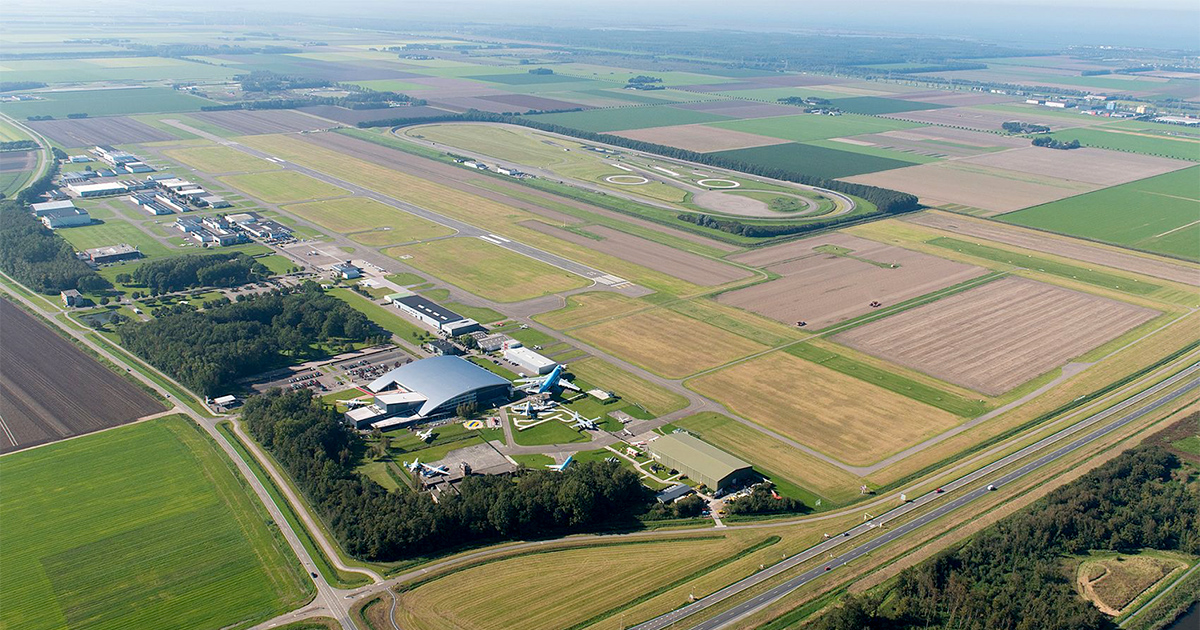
xmin=504 ymin=345 xmax=556 ymax=375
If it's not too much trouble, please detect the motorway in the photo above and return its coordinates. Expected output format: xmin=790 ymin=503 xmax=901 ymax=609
xmin=633 ymin=361 xmax=1200 ymax=630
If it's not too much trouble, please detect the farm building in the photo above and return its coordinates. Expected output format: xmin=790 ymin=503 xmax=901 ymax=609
xmin=40 ymin=207 xmax=91 ymax=228
xmin=503 ymin=344 xmax=556 ymax=375
xmin=29 ymin=199 xmax=75 ymax=216
xmin=347 ymin=356 xmax=513 ymax=428
xmin=647 ymin=433 xmax=754 ymax=492
xmin=85 ymin=244 xmax=142 ymax=264
xmin=390 ymin=293 xmax=483 ymax=335
xmin=68 ymin=182 xmax=129 ymax=198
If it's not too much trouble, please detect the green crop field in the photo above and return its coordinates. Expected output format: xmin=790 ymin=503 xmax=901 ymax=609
xmin=826 ymin=96 xmax=949 ymax=115
xmin=385 ymin=237 xmax=590 ymax=302
xmin=0 ymin=416 xmax=311 ymax=630
xmin=0 ymin=87 xmax=216 ymax=119
xmin=0 ymin=57 xmax=237 ymax=85
xmin=56 ymin=217 xmax=175 ymax=258
xmin=165 ymin=144 xmax=281 ymax=173
xmin=708 ymin=112 xmax=920 ymax=143
xmin=1038 ymin=126 xmax=1200 ymax=162
xmin=999 ymin=166 xmax=1200 ymax=261
xmin=220 ymin=171 xmax=349 ymax=204
xmin=527 ymin=105 xmax=734 ymax=132
xmin=714 ymin=141 xmax=919 ymax=178
xmin=467 ymin=72 xmax=587 ymax=85
xmin=283 ymin=197 xmax=454 ymax=243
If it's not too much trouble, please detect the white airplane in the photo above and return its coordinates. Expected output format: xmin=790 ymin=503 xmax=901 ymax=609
xmin=404 ymin=458 xmax=449 ymax=476
xmin=566 ymin=409 xmax=600 ymax=431
xmin=416 ymin=428 xmax=435 ymax=442
xmin=546 ymin=455 xmax=573 ymax=472
xmin=516 ymin=365 xmax=581 ymax=395
xmin=515 ymin=398 xmax=553 ymax=418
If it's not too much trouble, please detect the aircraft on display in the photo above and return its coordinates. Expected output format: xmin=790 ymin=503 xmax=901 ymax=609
xmin=416 ymin=428 xmax=435 ymax=442
xmin=515 ymin=398 xmax=554 ymax=417
xmin=566 ymin=409 xmax=601 ymax=431
xmin=516 ymin=364 xmax=580 ymax=394
xmin=545 ymin=455 xmax=574 ymax=472
xmin=404 ymin=458 xmax=449 ymax=476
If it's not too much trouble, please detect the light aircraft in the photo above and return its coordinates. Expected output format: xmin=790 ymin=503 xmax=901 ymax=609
xmin=416 ymin=428 xmax=435 ymax=442
xmin=515 ymin=398 xmax=553 ymax=418
xmin=546 ymin=455 xmax=573 ymax=472
xmin=565 ymin=409 xmax=600 ymax=431
xmin=404 ymin=458 xmax=449 ymax=476
xmin=516 ymin=364 xmax=580 ymax=394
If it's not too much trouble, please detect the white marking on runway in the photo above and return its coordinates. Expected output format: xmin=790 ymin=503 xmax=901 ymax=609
xmin=488 ymin=234 xmax=511 ymax=243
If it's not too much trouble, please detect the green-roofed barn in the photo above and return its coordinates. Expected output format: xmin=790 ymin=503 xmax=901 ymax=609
xmin=648 ymin=433 xmax=754 ymax=492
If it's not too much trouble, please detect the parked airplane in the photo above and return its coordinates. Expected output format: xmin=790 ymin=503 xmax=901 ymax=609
xmin=516 ymin=364 xmax=581 ymax=394
xmin=416 ymin=428 xmax=435 ymax=442
xmin=404 ymin=458 xmax=449 ymax=476
xmin=546 ymin=455 xmax=574 ymax=472
xmin=566 ymin=409 xmax=600 ymax=431
xmin=515 ymin=398 xmax=554 ymax=418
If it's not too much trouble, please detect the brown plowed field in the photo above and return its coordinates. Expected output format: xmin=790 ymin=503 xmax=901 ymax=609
xmin=0 ymin=149 xmax=36 ymax=173
xmin=906 ymin=212 xmax=1200 ymax=286
xmin=611 ymin=124 xmax=788 ymax=152
xmin=720 ymin=233 xmax=987 ymax=329
xmin=192 ymin=109 xmax=330 ymax=135
xmin=520 ymin=220 xmax=752 ymax=285
xmin=0 ymin=299 xmax=162 ymax=453
xmin=957 ymin=146 xmax=1192 ymax=187
xmin=28 ymin=116 xmax=173 ymax=147
xmin=834 ymin=277 xmax=1159 ymax=395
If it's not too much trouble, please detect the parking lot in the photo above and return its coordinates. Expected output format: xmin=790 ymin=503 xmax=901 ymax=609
xmin=248 ymin=346 xmax=413 ymax=394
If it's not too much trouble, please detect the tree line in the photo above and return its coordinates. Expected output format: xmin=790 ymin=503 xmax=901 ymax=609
xmin=117 ymin=282 xmax=380 ymax=396
xmin=0 ymin=200 xmax=109 ymax=294
xmin=243 ymin=389 xmax=653 ymax=561
xmin=1032 ymin=136 xmax=1082 ymax=150
xmin=122 ymin=252 xmax=268 ymax=294
xmin=809 ymin=446 xmax=1200 ymax=630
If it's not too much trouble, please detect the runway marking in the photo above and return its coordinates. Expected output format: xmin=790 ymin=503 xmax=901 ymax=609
xmin=488 ymin=233 xmax=511 ymax=243
xmin=477 ymin=235 xmax=503 ymax=245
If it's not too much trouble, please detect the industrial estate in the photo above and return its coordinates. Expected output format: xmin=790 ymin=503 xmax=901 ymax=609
xmin=0 ymin=7 xmax=1197 ymax=630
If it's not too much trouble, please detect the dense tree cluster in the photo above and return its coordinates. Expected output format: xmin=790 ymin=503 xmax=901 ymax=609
xmin=645 ymin=494 xmax=707 ymax=520
xmin=1002 ymin=121 xmax=1051 ymax=134
xmin=1032 ymin=136 xmax=1082 ymax=150
xmin=0 ymin=200 xmax=108 ymax=294
xmin=117 ymin=283 xmax=378 ymax=395
xmin=202 ymin=86 xmax=424 ymax=112
xmin=678 ymin=209 xmax=878 ymax=239
xmin=237 ymin=70 xmax=332 ymax=92
xmin=0 ymin=81 xmax=47 ymax=92
xmin=724 ymin=483 xmax=807 ymax=515
xmin=128 ymin=252 xmax=267 ymax=294
xmin=16 ymin=159 xmax=58 ymax=204
xmin=0 ymin=140 xmax=37 ymax=151
xmin=244 ymin=389 xmax=653 ymax=561
xmin=809 ymin=446 xmax=1199 ymax=630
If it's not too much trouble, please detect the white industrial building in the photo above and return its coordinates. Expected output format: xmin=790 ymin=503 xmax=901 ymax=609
xmin=40 ymin=207 xmax=91 ymax=228
xmin=68 ymin=182 xmax=129 ymax=198
xmin=503 ymin=343 xmax=556 ymax=375
xmin=29 ymin=199 xmax=76 ymax=216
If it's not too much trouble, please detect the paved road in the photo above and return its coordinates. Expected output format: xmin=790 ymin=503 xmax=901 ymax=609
xmin=633 ymin=362 xmax=1200 ymax=630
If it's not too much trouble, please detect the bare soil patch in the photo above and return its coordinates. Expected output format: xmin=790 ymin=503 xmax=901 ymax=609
xmin=0 ymin=299 xmax=162 ymax=453
xmin=957 ymin=146 xmax=1192 ymax=187
xmin=520 ymin=221 xmax=752 ymax=286
xmin=28 ymin=116 xmax=173 ymax=147
xmin=880 ymin=106 xmax=1092 ymax=132
xmin=889 ymin=91 xmax=1017 ymax=106
xmin=192 ymin=109 xmax=330 ymax=135
xmin=720 ymin=233 xmax=987 ymax=328
xmin=906 ymin=211 xmax=1200 ymax=286
xmin=611 ymin=124 xmax=789 ymax=152
xmin=834 ymin=277 xmax=1159 ymax=395
xmin=0 ymin=149 xmax=36 ymax=173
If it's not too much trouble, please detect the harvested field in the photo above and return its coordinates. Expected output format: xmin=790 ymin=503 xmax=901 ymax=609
xmin=27 ymin=116 xmax=173 ymax=147
xmin=611 ymin=124 xmax=788 ymax=153
xmin=298 ymin=105 xmax=453 ymax=125
xmin=843 ymin=161 xmax=1096 ymax=215
xmin=957 ymin=146 xmax=1192 ymax=187
xmin=848 ymin=127 xmax=1026 ymax=158
xmin=680 ymin=74 xmax=852 ymax=92
xmin=0 ymin=149 xmax=36 ymax=173
xmin=888 ymin=90 xmax=1016 ymax=107
xmin=567 ymin=357 xmax=688 ymax=416
xmin=689 ymin=352 xmax=960 ymax=466
xmin=0 ymin=299 xmax=162 ymax=453
xmin=905 ymin=212 xmax=1200 ymax=286
xmin=479 ymin=94 xmax=594 ymax=111
xmin=192 ymin=109 xmax=330 ymax=135
xmin=571 ymin=309 xmax=768 ymax=379
xmin=535 ymin=292 xmax=645 ymax=330
xmin=671 ymin=100 xmax=803 ymax=119
xmin=520 ymin=221 xmax=751 ymax=286
xmin=880 ymin=106 xmax=1092 ymax=132
xmin=721 ymin=233 xmax=987 ymax=329
xmin=834 ymin=277 xmax=1159 ymax=395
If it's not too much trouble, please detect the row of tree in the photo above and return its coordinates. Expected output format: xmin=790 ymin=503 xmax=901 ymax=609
xmin=243 ymin=389 xmax=654 ymax=561
xmin=1032 ymin=136 xmax=1082 ymax=150
xmin=809 ymin=446 xmax=1200 ymax=630
xmin=0 ymin=200 xmax=109 ymax=294
xmin=0 ymin=140 xmax=37 ymax=151
xmin=123 ymin=252 xmax=268 ymax=294
xmin=117 ymin=283 xmax=380 ymax=395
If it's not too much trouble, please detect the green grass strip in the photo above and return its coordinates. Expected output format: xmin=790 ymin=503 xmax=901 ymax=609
xmin=566 ymin=535 xmax=783 ymax=630
xmin=928 ymin=237 xmax=1161 ymax=296
xmin=754 ymin=586 xmax=847 ymax=630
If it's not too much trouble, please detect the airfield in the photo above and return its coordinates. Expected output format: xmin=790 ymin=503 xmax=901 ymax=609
xmin=1 ymin=22 xmax=1198 ymax=630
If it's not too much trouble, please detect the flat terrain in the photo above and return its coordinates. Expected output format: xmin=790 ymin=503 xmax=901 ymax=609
xmin=0 ymin=86 xmax=214 ymax=119
xmin=1078 ymin=554 xmax=1186 ymax=615
xmin=906 ymin=211 xmax=1200 ymax=286
xmin=28 ymin=116 xmax=174 ymax=147
xmin=721 ymin=233 xmax=987 ymax=329
xmin=385 ymin=237 xmax=590 ymax=302
xmin=709 ymin=113 xmax=920 ymax=143
xmin=192 ymin=109 xmax=331 ymax=135
xmin=956 ymin=146 xmax=1191 ymax=187
xmin=1000 ymin=166 xmax=1200 ymax=261
xmin=220 ymin=170 xmax=349 ymax=204
xmin=688 ymin=351 xmax=960 ymax=466
xmin=0 ymin=299 xmax=162 ymax=453
xmin=566 ymin=357 xmax=688 ymax=416
xmin=520 ymin=221 xmax=752 ymax=286
xmin=284 ymin=197 xmax=455 ymax=244
xmin=164 ymin=144 xmax=281 ymax=173
xmin=714 ymin=142 xmax=921 ymax=179
xmin=527 ymin=105 xmax=734 ymax=132
xmin=835 ymin=277 xmax=1159 ymax=395
xmin=0 ymin=415 xmax=310 ymax=630
xmin=611 ymin=124 xmax=788 ymax=152
xmin=1040 ymin=124 xmax=1200 ymax=162
xmin=880 ymin=106 xmax=1093 ymax=132
xmin=571 ymin=308 xmax=768 ymax=379
xmin=534 ymin=292 xmax=645 ymax=330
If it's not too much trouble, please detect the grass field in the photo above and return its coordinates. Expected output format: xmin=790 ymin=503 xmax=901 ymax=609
xmin=527 ymin=106 xmax=734 ymax=132
xmin=56 ymin=217 xmax=175 ymax=259
xmin=534 ymin=292 xmax=646 ymax=330
xmin=0 ymin=87 xmax=215 ymax=119
xmin=1041 ymin=126 xmax=1200 ymax=162
xmin=567 ymin=357 xmax=688 ymax=416
xmin=714 ymin=141 xmax=920 ymax=178
xmin=1078 ymin=553 xmax=1187 ymax=614
xmin=687 ymin=351 xmax=961 ymax=466
xmin=329 ymin=288 xmax=429 ymax=343
xmin=827 ymin=97 xmax=948 ymax=115
xmin=0 ymin=58 xmax=236 ymax=85
xmin=385 ymin=237 xmax=589 ymax=302
xmin=708 ymin=113 xmax=920 ymax=143
xmin=165 ymin=144 xmax=281 ymax=174
xmin=571 ymin=308 xmax=768 ymax=379
xmin=999 ymin=166 xmax=1200 ymax=260
xmin=220 ymin=170 xmax=349 ymax=204
xmin=0 ymin=416 xmax=310 ymax=630
xmin=511 ymin=418 xmax=589 ymax=446
xmin=283 ymin=197 xmax=455 ymax=242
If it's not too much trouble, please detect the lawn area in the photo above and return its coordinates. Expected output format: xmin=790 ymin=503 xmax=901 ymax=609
xmin=999 ymin=166 xmax=1200 ymax=261
xmin=527 ymin=105 xmax=735 ymax=133
xmin=687 ymin=351 xmax=961 ymax=467
xmin=444 ymin=301 xmax=506 ymax=324
xmin=220 ymin=170 xmax=349 ymax=204
xmin=566 ymin=357 xmax=689 ymax=416
xmin=0 ymin=58 xmax=234 ymax=86
xmin=328 ymin=288 xmax=431 ymax=344
xmin=254 ymin=254 xmax=297 ymax=275
xmin=0 ymin=86 xmax=217 ymax=119
xmin=56 ymin=218 xmax=175 ymax=258
xmin=708 ymin=113 xmax=920 ymax=143
xmin=511 ymin=418 xmax=589 ymax=446
xmin=165 ymin=144 xmax=281 ymax=174
xmin=571 ymin=308 xmax=768 ymax=379
xmin=713 ymin=142 xmax=920 ymax=178
xmin=385 ymin=237 xmax=589 ymax=303
xmin=0 ymin=416 xmax=311 ymax=630
xmin=283 ymin=197 xmax=454 ymax=242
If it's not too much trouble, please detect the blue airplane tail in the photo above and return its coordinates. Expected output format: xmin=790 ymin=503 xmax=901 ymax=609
xmin=537 ymin=365 xmax=564 ymax=394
